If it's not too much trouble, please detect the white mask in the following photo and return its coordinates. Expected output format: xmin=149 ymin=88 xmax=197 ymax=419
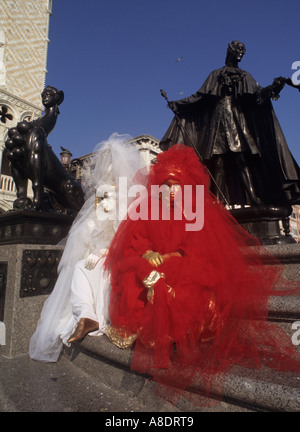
xmin=95 ymin=184 xmax=117 ymax=220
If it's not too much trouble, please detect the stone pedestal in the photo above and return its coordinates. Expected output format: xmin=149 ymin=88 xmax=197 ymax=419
xmin=230 ymin=205 xmax=295 ymax=245
xmin=0 ymin=243 xmax=63 ymax=357
xmin=0 ymin=209 xmax=73 ymax=357
xmin=0 ymin=209 xmax=74 ymax=245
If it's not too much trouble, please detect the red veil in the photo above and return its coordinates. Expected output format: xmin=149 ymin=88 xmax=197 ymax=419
xmin=105 ymin=144 xmax=300 ymax=406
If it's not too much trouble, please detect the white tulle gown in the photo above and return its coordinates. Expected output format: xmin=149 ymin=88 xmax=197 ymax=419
xmin=29 ymin=133 xmax=141 ymax=362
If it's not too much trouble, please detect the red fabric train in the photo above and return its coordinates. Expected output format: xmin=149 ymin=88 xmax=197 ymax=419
xmin=105 ymin=144 xmax=300 ymax=406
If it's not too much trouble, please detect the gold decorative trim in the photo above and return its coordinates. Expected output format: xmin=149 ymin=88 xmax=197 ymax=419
xmin=105 ymin=325 xmax=137 ymax=349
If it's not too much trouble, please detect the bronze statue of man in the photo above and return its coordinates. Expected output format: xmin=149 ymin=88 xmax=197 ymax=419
xmin=160 ymin=41 xmax=300 ymax=208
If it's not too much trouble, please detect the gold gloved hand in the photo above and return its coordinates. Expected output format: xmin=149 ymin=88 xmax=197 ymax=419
xmin=143 ymin=250 xmax=164 ymax=267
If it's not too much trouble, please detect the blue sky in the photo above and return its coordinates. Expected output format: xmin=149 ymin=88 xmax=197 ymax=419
xmin=45 ymin=0 xmax=300 ymax=164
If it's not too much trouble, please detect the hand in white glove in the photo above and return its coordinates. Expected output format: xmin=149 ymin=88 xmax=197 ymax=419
xmin=84 ymin=253 xmax=101 ymax=270
xmin=84 ymin=249 xmax=108 ymax=270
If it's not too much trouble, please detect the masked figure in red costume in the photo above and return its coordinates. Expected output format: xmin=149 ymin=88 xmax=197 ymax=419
xmin=105 ymin=144 xmax=300 ymax=406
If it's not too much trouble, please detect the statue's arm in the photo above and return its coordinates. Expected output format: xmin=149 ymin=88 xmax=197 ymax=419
xmin=170 ymin=90 xmax=204 ymax=114
xmin=175 ymin=90 xmax=203 ymax=106
xmin=256 ymin=76 xmax=286 ymax=104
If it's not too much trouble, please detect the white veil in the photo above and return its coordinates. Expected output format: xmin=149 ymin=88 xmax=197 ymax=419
xmin=29 ymin=133 xmax=142 ymax=362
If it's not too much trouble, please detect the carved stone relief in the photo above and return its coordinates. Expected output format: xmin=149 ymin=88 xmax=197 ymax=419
xmin=20 ymin=249 xmax=62 ymax=297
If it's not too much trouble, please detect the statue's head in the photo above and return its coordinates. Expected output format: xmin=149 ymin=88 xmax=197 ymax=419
xmin=225 ymin=41 xmax=246 ymax=65
xmin=41 ymin=86 xmax=64 ymax=108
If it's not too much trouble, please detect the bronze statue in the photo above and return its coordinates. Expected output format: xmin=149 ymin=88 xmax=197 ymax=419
xmin=160 ymin=41 xmax=300 ymax=209
xmin=5 ymin=86 xmax=84 ymax=213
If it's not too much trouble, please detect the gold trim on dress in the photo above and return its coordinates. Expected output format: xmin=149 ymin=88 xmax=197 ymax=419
xmin=142 ymin=270 xmax=165 ymax=303
xmin=105 ymin=325 xmax=137 ymax=349
xmin=142 ymin=270 xmax=165 ymax=289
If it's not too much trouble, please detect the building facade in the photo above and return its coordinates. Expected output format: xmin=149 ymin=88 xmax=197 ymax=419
xmin=69 ymin=134 xmax=161 ymax=182
xmin=0 ymin=0 xmax=52 ymax=211
xmin=289 ymin=205 xmax=300 ymax=243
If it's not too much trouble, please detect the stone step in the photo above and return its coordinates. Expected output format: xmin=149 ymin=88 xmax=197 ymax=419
xmin=63 ymin=289 xmax=300 ymax=412
xmin=268 ymin=295 xmax=300 ymax=321
xmin=63 ymin=326 xmax=300 ymax=412
xmin=262 ymin=244 xmax=300 ymax=283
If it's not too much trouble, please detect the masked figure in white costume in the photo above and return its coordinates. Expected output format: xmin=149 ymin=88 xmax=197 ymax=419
xmin=29 ymin=133 xmax=141 ymax=362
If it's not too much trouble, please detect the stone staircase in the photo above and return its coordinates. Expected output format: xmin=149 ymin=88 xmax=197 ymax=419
xmin=62 ymin=244 xmax=300 ymax=412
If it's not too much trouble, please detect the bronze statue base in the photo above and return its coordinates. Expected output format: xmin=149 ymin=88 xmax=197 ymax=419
xmin=230 ymin=205 xmax=296 ymax=245
xmin=0 ymin=209 xmax=74 ymax=245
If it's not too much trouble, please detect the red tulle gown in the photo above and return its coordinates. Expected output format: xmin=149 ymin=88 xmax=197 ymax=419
xmin=105 ymin=144 xmax=300 ymax=406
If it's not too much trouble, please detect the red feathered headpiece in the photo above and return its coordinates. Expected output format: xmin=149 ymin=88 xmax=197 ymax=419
xmin=149 ymin=144 xmax=211 ymax=188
